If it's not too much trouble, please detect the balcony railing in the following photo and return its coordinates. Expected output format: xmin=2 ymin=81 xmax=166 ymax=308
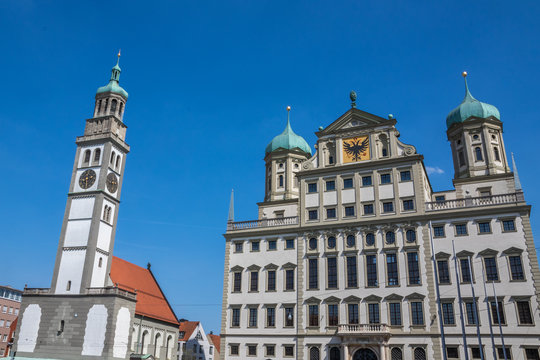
xmin=23 ymin=288 xmax=51 ymax=295
xmin=426 ymin=192 xmax=524 ymax=211
xmin=86 ymin=287 xmax=137 ymax=300
xmin=227 ymin=216 xmax=299 ymax=231
xmin=337 ymin=324 xmax=390 ymax=335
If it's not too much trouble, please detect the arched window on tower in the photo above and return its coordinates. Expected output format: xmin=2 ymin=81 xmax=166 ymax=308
xmin=59 ymin=320 xmax=65 ymax=333
xmin=279 ymin=175 xmax=284 ymax=187
xmin=66 ymin=281 xmax=71 ymax=291
xmin=494 ymin=147 xmax=500 ymax=161
xmin=103 ymin=205 xmax=109 ymax=221
xmin=379 ymin=134 xmax=389 ymax=157
xmin=97 ymin=100 xmax=102 ymax=115
xmin=119 ymin=102 xmax=124 ymax=117
xmin=110 ymin=151 xmax=116 ymax=165
xmin=110 ymin=99 xmax=117 ymax=115
xmin=83 ymin=150 xmax=91 ymax=166
xmin=475 ymin=147 xmax=483 ymax=161
xmin=458 ymin=151 xmax=465 ymax=167
xmin=141 ymin=331 xmax=149 ymax=354
xmin=98 ymin=257 xmax=103 ymax=268
xmin=115 ymin=155 xmax=121 ymax=170
xmin=93 ymin=149 xmax=101 ymax=165
xmin=104 ymin=99 xmax=109 ymax=114
xmin=106 ymin=207 xmax=112 ymax=222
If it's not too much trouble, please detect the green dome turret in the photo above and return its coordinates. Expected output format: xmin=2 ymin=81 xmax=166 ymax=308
xmin=265 ymin=107 xmax=311 ymax=156
xmin=446 ymin=72 xmax=499 ymax=129
xmin=97 ymin=51 xmax=128 ymax=99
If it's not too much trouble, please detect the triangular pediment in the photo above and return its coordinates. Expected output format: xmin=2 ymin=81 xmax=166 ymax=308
xmin=404 ymin=292 xmax=425 ymax=300
xmin=435 ymin=251 xmax=451 ymax=259
xmin=502 ymin=247 xmax=523 ymax=255
xmin=384 ymin=293 xmax=404 ymax=301
xmin=478 ymin=248 xmax=498 ymax=257
xmin=305 ymin=296 xmax=321 ymax=304
xmin=323 ymin=296 xmax=342 ymax=303
xmin=264 ymin=263 xmax=279 ymax=270
xmin=316 ymin=108 xmax=394 ymax=136
xmin=456 ymin=250 xmax=474 ymax=258
xmin=364 ymin=294 xmax=382 ymax=302
xmin=343 ymin=295 xmax=362 ymax=303
xmin=247 ymin=264 xmax=261 ymax=271
xmin=282 ymin=262 xmax=297 ymax=269
xmin=230 ymin=265 xmax=244 ymax=272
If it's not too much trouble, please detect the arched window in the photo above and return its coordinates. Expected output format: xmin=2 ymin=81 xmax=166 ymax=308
xmin=310 ymin=347 xmax=320 ymax=360
xmin=154 ymin=333 xmax=161 ymax=357
xmin=330 ymin=347 xmax=340 ymax=360
xmin=115 ymin=155 xmax=121 ymax=170
xmin=110 ymin=151 xmax=116 ymax=165
xmin=386 ymin=231 xmax=395 ymax=244
xmin=104 ymin=99 xmax=109 ymax=114
xmin=119 ymin=102 xmax=124 ymax=117
xmin=458 ymin=151 xmax=465 ymax=167
xmin=110 ymin=99 xmax=118 ymax=114
xmin=379 ymin=134 xmax=389 ymax=157
xmin=166 ymin=335 xmax=173 ymax=360
xmin=279 ymin=175 xmax=284 ymax=187
xmin=66 ymin=281 xmax=71 ymax=291
xmin=414 ymin=347 xmax=426 ymax=360
xmin=406 ymin=229 xmax=416 ymax=243
xmin=103 ymin=205 xmax=109 ymax=220
xmin=83 ymin=150 xmax=91 ymax=165
xmin=475 ymin=147 xmax=483 ymax=161
xmin=130 ymin=328 xmax=137 ymax=351
xmin=106 ymin=207 xmax=112 ymax=222
xmin=97 ymin=100 xmax=102 ymax=115
xmin=494 ymin=147 xmax=500 ymax=161
xmin=59 ymin=320 xmax=65 ymax=333
xmin=93 ymin=148 xmax=101 ymax=164
xmin=141 ymin=330 xmax=149 ymax=354
xmin=329 ymin=155 xmax=334 ymax=164
xmin=309 ymin=238 xmax=318 ymax=250
xmin=391 ymin=347 xmax=403 ymax=360
xmin=365 ymin=232 xmax=375 ymax=246
xmin=98 ymin=257 xmax=103 ymax=268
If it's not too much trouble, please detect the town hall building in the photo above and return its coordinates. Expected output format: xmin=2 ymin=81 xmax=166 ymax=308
xmin=220 ymin=74 xmax=540 ymax=360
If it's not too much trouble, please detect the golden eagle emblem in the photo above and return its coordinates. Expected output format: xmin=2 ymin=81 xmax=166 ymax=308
xmin=343 ymin=136 xmax=370 ymax=162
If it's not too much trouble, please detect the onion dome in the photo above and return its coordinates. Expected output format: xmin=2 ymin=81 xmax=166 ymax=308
xmin=265 ymin=107 xmax=311 ymax=156
xmin=446 ymin=72 xmax=499 ymax=129
xmin=97 ymin=51 xmax=128 ymax=99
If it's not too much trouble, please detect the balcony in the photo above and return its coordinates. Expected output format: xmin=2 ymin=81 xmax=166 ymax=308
xmin=337 ymin=324 xmax=390 ymax=336
xmin=23 ymin=287 xmax=137 ymax=300
xmin=425 ymin=192 xmax=524 ymax=211
xmin=23 ymin=288 xmax=51 ymax=295
xmin=227 ymin=216 xmax=299 ymax=231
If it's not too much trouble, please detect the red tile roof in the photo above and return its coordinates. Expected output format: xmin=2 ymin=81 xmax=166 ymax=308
xmin=3 ymin=317 xmax=18 ymax=357
xmin=178 ymin=320 xmax=199 ymax=342
xmin=110 ymin=257 xmax=178 ymax=326
xmin=208 ymin=334 xmax=221 ymax=354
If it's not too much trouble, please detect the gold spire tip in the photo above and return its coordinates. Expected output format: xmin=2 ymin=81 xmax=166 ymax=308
xmin=117 ymin=49 xmax=121 ymax=58
xmin=287 ymin=106 xmax=291 ymax=111
xmin=462 ymin=71 xmax=467 ymax=78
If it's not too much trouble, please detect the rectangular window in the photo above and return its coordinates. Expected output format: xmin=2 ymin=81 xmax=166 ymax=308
xmin=285 ymin=269 xmax=294 ymax=290
xmin=433 ymin=225 xmax=445 ymax=237
xmin=485 ymin=257 xmax=499 ymax=281
xmin=502 ymin=219 xmax=516 ymax=232
xmin=249 ymin=308 xmax=258 ymax=327
xmin=525 ymin=349 xmax=539 ymax=360
xmin=383 ymin=202 xmax=394 ymax=213
xmin=465 ymin=301 xmax=479 ymax=325
xmin=400 ymin=170 xmax=411 ymax=181
xmin=407 ymin=252 xmax=421 ymax=285
xmin=389 ymin=303 xmax=402 ymax=326
xmin=366 ymin=255 xmax=378 ymax=287
xmin=346 ymin=256 xmax=358 ymax=288
xmin=268 ymin=240 xmax=277 ymax=250
xmin=328 ymin=304 xmax=339 ymax=326
xmin=380 ymin=173 xmax=391 ymax=184
xmin=308 ymin=209 xmax=318 ymax=220
xmin=363 ymin=203 xmax=374 ymax=215
xmin=345 ymin=206 xmax=355 ymax=217
xmin=285 ymin=307 xmax=294 ymax=327
xmin=343 ymin=178 xmax=353 ymax=189
xmin=435 ymin=195 xmax=446 ymax=202
xmin=348 ymin=304 xmax=359 ymax=324
xmin=442 ymin=302 xmax=455 ymax=325
xmin=368 ymin=303 xmax=380 ymax=324
xmin=490 ymin=301 xmax=505 ymax=325
xmin=308 ymin=183 xmax=317 ymax=193
xmin=284 ymin=345 xmax=294 ymax=357
xmin=327 ymin=257 xmax=338 ymax=288
xmin=447 ymin=347 xmax=459 ymax=358
xmin=326 ymin=180 xmax=335 ymax=191
xmin=386 ymin=253 xmax=399 ymax=286
xmin=266 ymin=345 xmax=275 ymax=356
xmin=471 ymin=347 xmax=483 ymax=359
xmin=362 ymin=175 xmax=372 ymax=186
xmin=233 ymin=272 xmax=242 ymax=292
xmin=234 ymin=242 xmax=243 ymax=253
xmin=460 ymin=258 xmax=472 ymax=283
xmin=326 ymin=208 xmax=336 ymax=219
xmin=251 ymin=241 xmax=260 ymax=251
xmin=517 ymin=301 xmax=533 ymax=325
xmin=509 ymin=256 xmax=524 ymax=280
xmin=411 ymin=302 xmax=424 ymax=326
xmin=455 ymin=223 xmax=468 ymax=235
xmin=250 ymin=271 xmax=258 ymax=291
xmin=309 ymin=305 xmax=319 ymax=327
xmin=232 ymin=308 xmax=240 ymax=327
xmin=267 ymin=270 xmax=276 ymax=291
xmin=308 ymin=259 xmax=318 ymax=289
xmin=248 ymin=345 xmax=257 ymax=356
xmin=479 ymin=221 xmax=491 ymax=233
xmin=286 ymin=239 xmax=295 ymax=249
xmin=437 ymin=260 xmax=451 ymax=284
xmin=230 ymin=344 xmax=239 ymax=355
xmin=403 ymin=199 xmax=415 ymax=211
xmin=497 ymin=348 xmax=512 ymax=359
xmin=266 ymin=307 xmax=276 ymax=327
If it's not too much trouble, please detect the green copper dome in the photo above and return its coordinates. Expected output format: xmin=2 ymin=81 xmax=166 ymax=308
xmin=265 ymin=117 xmax=311 ymax=156
xmin=97 ymin=59 xmax=128 ymax=99
xmin=446 ymin=74 xmax=499 ymax=129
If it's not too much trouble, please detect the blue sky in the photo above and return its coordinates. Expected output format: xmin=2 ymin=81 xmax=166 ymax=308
xmin=1 ymin=0 xmax=539 ymax=333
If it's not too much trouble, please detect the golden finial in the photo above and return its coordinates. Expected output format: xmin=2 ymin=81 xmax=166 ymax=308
xmin=118 ymin=49 xmax=121 ymax=58
xmin=287 ymin=105 xmax=291 ymax=111
xmin=462 ymin=71 xmax=468 ymax=78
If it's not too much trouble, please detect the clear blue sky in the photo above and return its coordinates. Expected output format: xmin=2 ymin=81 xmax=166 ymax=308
xmin=1 ymin=0 xmax=539 ymax=334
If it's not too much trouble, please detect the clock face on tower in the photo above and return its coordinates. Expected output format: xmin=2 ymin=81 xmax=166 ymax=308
xmin=79 ymin=169 xmax=96 ymax=189
xmin=106 ymin=173 xmax=119 ymax=193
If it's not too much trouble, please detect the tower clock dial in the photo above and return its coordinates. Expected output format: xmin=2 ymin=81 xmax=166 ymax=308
xmin=79 ymin=169 xmax=96 ymax=189
xmin=106 ymin=173 xmax=119 ymax=193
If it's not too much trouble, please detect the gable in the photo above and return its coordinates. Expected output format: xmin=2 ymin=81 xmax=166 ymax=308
xmin=317 ymin=108 xmax=394 ymax=136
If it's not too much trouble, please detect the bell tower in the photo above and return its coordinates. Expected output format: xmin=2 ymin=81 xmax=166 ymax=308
xmin=50 ymin=52 xmax=130 ymax=294
xmin=446 ymin=72 xmax=510 ymax=180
